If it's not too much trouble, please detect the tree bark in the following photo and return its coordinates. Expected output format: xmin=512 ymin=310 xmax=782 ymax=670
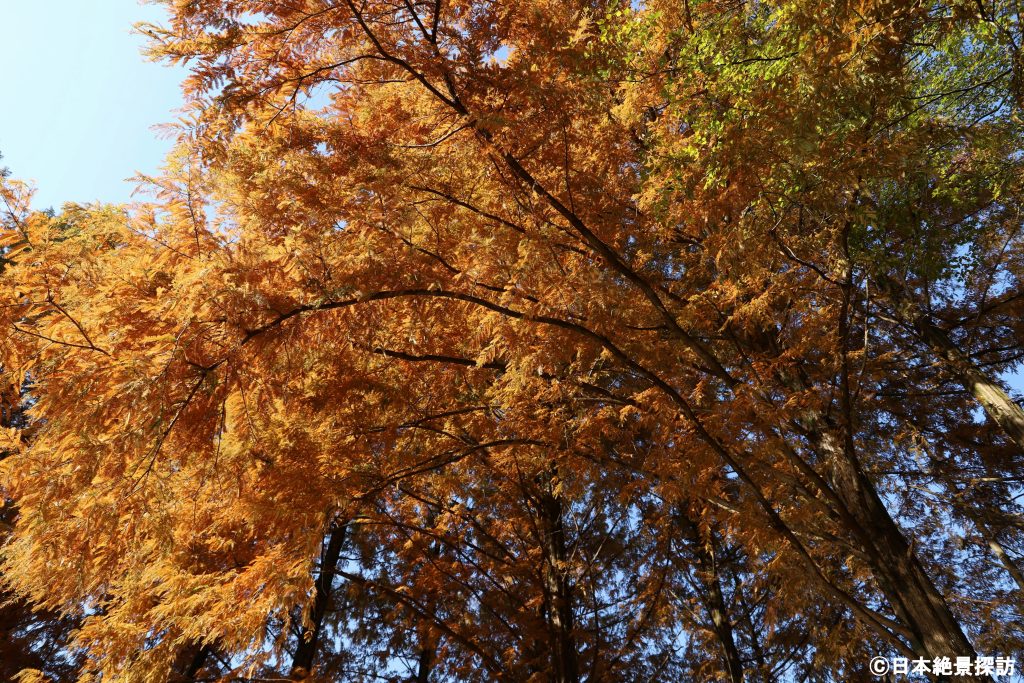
xmin=768 ymin=334 xmax=983 ymax=670
xmin=414 ymin=645 xmax=433 ymax=683
xmin=169 ymin=643 xmax=212 ymax=682
xmin=290 ymin=523 xmax=348 ymax=680
xmin=816 ymin=429 xmax=984 ymax=672
xmin=981 ymin=525 xmax=1024 ymax=593
xmin=917 ymin=320 xmax=1024 ymax=449
xmin=870 ymin=277 xmax=1024 ymax=639
xmin=537 ymin=485 xmax=581 ymax=683
xmin=877 ymin=277 xmax=1024 ymax=452
xmin=413 ymin=510 xmax=440 ymax=683
xmin=677 ymin=513 xmax=745 ymax=683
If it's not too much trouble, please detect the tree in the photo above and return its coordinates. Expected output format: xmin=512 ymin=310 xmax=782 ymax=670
xmin=2 ymin=0 xmax=1024 ymax=680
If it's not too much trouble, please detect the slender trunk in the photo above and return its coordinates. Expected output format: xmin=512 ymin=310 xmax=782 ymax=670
xmin=868 ymin=277 xmax=1024 ymax=655
xmin=945 ymin=494 xmax=1024 ymax=594
xmin=818 ymin=430 xmax=982 ymax=669
xmin=538 ymin=485 xmax=581 ymax=683
xmin=734 ymin=584 xmax=771 ymax=683
xmin=183 ymin=645 xmax=212 ymax=680
xmin=769 ymin=386 xmax=981 ymax=666
xmin=976 ymin=520 xmax=1024 ymax=592
xmin=769 ymin=303 xmax=983 ymax=670
xmin=290 ymin=523 xmax=347 ymax=680
xmin=919 ymin=320 xmax=1024 ymax=450
xmin=877 ymin=277 xmax=1024 ymax=452
xmin=414 ymin=645 xmax=433 ymax=683
xmin=990 ymin=536 xmax=1024 ymax=591
xmin=169 ymin=643 xmax=211 ymax=682
xmin=413 ymin=510 xmax=441 ymax=683
xmin=677 ymin=513 xmax=744 ymax=683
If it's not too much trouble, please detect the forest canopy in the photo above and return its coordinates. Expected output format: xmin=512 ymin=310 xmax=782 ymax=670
xmin=3 ymin=0 xmax=1024 ymax=680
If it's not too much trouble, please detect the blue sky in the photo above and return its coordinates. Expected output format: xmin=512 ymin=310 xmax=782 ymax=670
xmin=0 ymin=2 xmax=185 ymax=210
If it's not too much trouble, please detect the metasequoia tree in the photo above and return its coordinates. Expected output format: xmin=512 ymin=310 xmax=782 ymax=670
xmin=3 ymin=0 xmax=1024 ymax=680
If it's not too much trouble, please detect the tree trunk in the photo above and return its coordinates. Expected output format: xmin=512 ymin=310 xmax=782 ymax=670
xmin=677 ymin=512 xmax=745 ymax=683
xmin=979 ymin=522 xmax=1024 ymax=593
xmin=290 ymin=523 xmax=347 ymax=680
xmin=769 ymin=346 xmax=983 ymax=670
xmin=169 ymin=643 xmax=212 ymax=682
xmin=922 ymin=322 xmax=1024 ymax=450
xmin=877 ymin=277 xmax=1024 ymax=452
xmin=866 ymin=278 xmax=1022 ymax=664
xmin=537 ymin=485 xmax=581 ymax=683
xmin=817 ymin=430 xmax=984 ymax=672
xmin=413 ymin=510 xmax=440 ymax=683
xmin=414 ymin=645 xmax=433 ymax=683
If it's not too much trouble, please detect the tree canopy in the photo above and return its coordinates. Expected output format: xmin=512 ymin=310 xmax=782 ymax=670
xmin=3 ymin=0 xmax=1024 ymax=680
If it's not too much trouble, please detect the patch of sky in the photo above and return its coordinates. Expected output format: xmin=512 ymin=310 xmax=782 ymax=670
xmin=490 ymin=44 xmax=511 ymax=65
xmin=0 ymin=2 xmax=187 ymax=210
